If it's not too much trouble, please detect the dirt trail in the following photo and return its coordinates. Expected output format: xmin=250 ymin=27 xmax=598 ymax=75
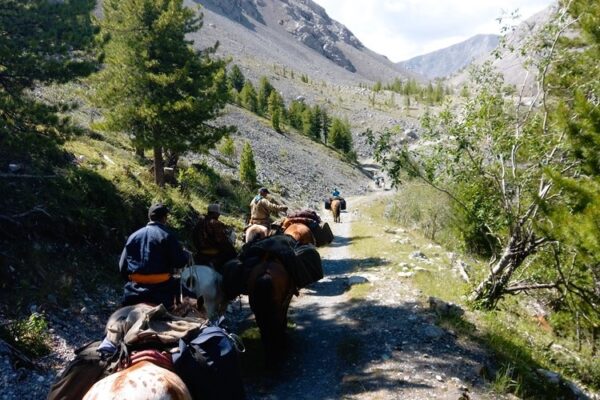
xmin=240 ymin=194 xmax=496 ymax=400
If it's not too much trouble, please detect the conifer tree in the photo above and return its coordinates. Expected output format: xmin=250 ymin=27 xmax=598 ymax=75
xmin=256 ymin=76 xmax=274 ymax=116
xmin=91 ymin=0 xmax=230 ymax=186
xmin=1 ymin=0 xmax=95 ymax=168
xmin=228 ymin=64 xmax=245 ymax=92
xmin=239 ymin=142 xmax=257 ymax=187
xmin=268 ymin=91 xmax=284 ymax=132
xmin=240 ymin=81 xmax=258 ymax=113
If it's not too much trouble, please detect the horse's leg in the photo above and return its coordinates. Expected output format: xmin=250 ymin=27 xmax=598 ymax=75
xmin=249 ymin=274 xmax=280 ymax=367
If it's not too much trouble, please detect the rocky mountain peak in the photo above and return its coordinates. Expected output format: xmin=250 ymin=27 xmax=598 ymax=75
xmin=198 ymin=0 xmax=363 ymax=72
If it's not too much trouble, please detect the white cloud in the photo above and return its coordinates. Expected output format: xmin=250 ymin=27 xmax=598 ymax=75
xmin=314 ymin=0 xmax=555 ymax=61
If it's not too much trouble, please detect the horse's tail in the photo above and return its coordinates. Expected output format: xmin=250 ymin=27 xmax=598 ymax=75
xmin=251 ymin=273 xmax=274 ymax=321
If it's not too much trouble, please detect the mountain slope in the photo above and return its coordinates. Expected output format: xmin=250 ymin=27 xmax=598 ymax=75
xmin=186 ymin=0 xmax=415 ymax=85
xmin=397 ymin=34 xmax=500 ymax=79
xmin=450 ymin=6 xmax=557 ymax=93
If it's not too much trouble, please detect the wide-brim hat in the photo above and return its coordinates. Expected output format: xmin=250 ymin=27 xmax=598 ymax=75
xmin=259 ymin=187 xmax=270 ymax=194
xmin=148 ymin=203 xmax=169 ymax=220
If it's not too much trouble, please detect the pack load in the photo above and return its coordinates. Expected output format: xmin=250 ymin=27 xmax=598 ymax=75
xmin=281 ymin=210 xmax=333 ymax=247
xmin=313 ymin=221 xmax=334 ymax=246
xmin=173 ymin=325 xmax=246 ymax=400
xmin=239 ymin=235 xmax=323 ymax=289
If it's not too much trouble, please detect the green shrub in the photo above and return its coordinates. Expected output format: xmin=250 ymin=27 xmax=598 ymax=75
xmin=385 ymin=181 xmax=454 ymax=244
xmin=1 ymin=313 xmax=51 ymax=357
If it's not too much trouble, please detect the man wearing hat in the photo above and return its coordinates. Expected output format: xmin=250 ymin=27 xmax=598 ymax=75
xmin=118 ymin=202 xmax=191 ymax=309
xmin=249 ymin=187 xmax=288 ymax=227
xmin=192 ymin=203 xmax=237 ymax=269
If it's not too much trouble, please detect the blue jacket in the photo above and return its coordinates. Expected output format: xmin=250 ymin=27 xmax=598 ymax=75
xmin=119 ymin=222 xmax=190 ymax=308
xmin=119 ymin=222 xmax=188 ymax=277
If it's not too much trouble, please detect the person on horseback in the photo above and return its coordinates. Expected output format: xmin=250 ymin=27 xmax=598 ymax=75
xmin=331 ymin=188 xmax=341 ymax=198
xmin=119 ymin=203 xmax=193 ymax=309
xmin=249 ymin=187 xmax=288 ymax=228
xmin=192 ymin=204 xmax=237 ymax=269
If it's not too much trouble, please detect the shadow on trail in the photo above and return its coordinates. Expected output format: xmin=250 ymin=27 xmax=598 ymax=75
xmin=325 ymin=234 xmax=371 ymax=248
xmin=242 ymin=298 xmax=491 ymax=399
xmin=321 ymin=256 xmax=389 ymax=276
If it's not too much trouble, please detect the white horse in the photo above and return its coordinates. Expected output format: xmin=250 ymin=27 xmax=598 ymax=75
xmin=83 ymin=361 xmax=191 ymax=400
xmin=181 ymin=265 xmax=227 ymax=320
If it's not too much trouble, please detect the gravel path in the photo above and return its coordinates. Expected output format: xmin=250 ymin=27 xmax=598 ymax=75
xmin=1 ymin=192 xmax=498 ymax=400
xmin=239 ymin=194 xmax=496 ymax=400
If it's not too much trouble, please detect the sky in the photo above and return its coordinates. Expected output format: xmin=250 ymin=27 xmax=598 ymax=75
xmin=313 ymin=0 xmax=555 ymax=62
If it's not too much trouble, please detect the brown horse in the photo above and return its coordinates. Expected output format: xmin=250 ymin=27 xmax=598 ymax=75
xmin=83 ymin=360 xmax=191 ymax=400
xmin=247 ymin=257 xmax=295 ymax=367
xmin=331 ymin=199 xmax=341 ymax=223
xmin=283 ymin=222 xmax=316 ymax=245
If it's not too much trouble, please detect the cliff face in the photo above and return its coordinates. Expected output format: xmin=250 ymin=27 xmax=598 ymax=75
xmin=190 ymin=0 xmax=411 ymax=80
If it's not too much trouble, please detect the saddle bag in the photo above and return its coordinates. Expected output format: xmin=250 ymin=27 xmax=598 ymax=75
xmin=324 ymin=198 xmax=331 ymax=210
xmin=292 ymin=244 xmax=324 ymax=288
xmin=173 ymin=325 xmax=246 ymax=400
xmin=313 ymin=221 xmax=334 ymax=247
xmin=340 ymin=198 xmax=347 ymax=210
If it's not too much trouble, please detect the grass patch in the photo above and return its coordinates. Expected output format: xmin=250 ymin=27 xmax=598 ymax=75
xmin=347 ymin=282 xmax=372 ymax=302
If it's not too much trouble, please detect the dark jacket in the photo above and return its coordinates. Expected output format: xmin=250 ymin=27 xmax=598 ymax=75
xmin=119 ymin=222 xmax=190 ymax=308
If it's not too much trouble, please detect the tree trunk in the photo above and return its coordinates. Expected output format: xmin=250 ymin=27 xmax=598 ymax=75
xmin=153 ymin=145 xmax=164 ymax=187
xmin=469 ymin=232 xmax=532 ymax=309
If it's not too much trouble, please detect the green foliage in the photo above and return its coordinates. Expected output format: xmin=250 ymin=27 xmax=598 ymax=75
xmin=1 ymin=313 xmax=51 ymax=357
xmin=372 ymin=81 xmax=382 ymax=92
xmin=542 ymin=0 xmax=600 ymax=335
xmin=0 ymin=0 xmax=96 ymax=172
xmin=300 ymin=74 xmax=309 ymax=83
xmin=90 ymin=0 xmax=231 ymax=186
xmin=217 ymin=136 xmax=236 ymax=163
xmin=385 ymin=182 xmax=454 ymax=244
xmin=287 ymin=100 xmax=307 ymax=130
xmin=228 ymin=64 xmax=245 ymax=92
xmin=328 ymin=117 xmax=353 ymax=153
xmin=240 ymin=81 xmax=258 ymax=113
xmin=267 ymin=90 xmax=284 ymax=132
xmin=256 ymin=76 xmax=274 ymax=115
xmin=239 ymin=142 xmax=257 ymax=188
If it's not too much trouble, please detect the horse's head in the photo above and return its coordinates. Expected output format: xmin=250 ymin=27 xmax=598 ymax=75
xmin=181 ymin=265 xmax=227 ymax=319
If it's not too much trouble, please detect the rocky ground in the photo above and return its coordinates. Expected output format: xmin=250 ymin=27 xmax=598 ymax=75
xmin=0 ymin=189 xmax=501 ymax=400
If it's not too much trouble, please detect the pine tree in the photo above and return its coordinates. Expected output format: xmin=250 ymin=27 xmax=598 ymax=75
xmin=228 ymin=64 xmax=245 ymax=92
xmin=91 ymin=0 xmax=230 ymax=186
xmin=218 ymin=136 xmax=236 ymax=164
xmin=239 ymin=142 xmax=257 ymax=187
xmin=268 ymin=91 xmax=284 ymax=132
xmin=240 ymin=81 xmax=258 ymax=113
xmin=256 ymin=76 xmax=274 ymax=116
xmin=0 ymin=0 xmax=95 ymax=169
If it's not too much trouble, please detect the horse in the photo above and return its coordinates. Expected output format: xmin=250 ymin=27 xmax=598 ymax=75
xmin=246 ymin=256 xmax=295 ymax=367
xmin=244 ymin=224 xmax=270 ymax=243
xmin=331 ymin=199 xmax=341 ymax=223
xmin=181 ymin=265 xmax=227 ymax=320
xmin=283 ymin=221 xmax=316 ymax=245
xmin=83 ymin=360 xmax=191 ymax=400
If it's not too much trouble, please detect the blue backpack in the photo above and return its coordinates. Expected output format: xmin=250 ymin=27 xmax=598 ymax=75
xmin=173 ymin=325 xmax=246 ymax=400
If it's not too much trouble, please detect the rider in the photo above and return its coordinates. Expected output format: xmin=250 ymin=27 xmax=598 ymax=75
xmin=331 ymin=188 xmax=341 ymax=198
xmin=193 ymin=203 xmax=237 ymax=269
xmin=249 ymin=187 xmax=288 ymax=228
xmin=119 ymin=202 xmax=192 ymax=309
